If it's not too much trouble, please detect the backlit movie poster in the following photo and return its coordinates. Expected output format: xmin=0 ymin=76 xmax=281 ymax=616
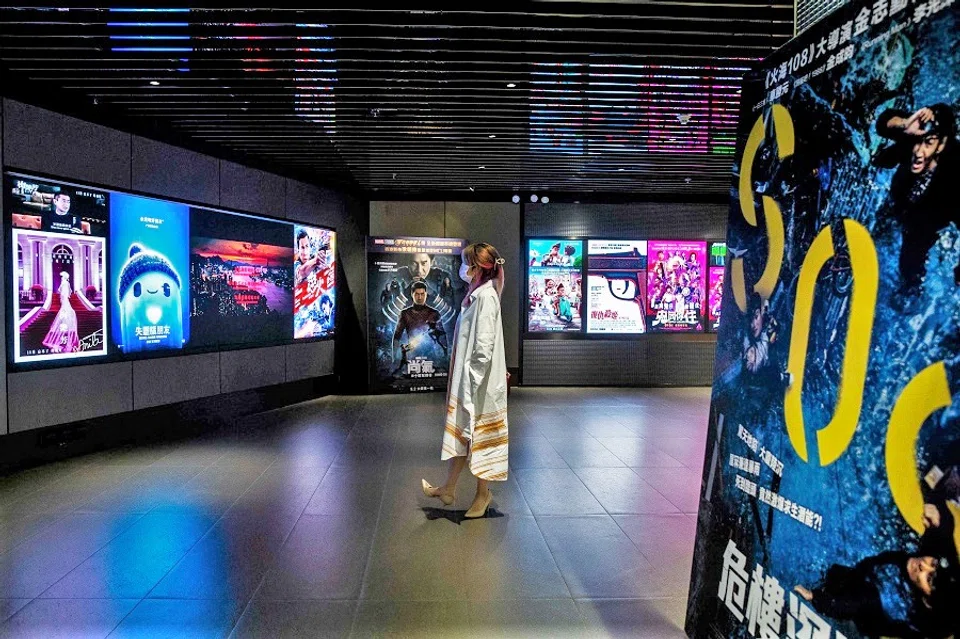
xmin=6 ymin=174 xmax=108 ymax=363
xmin=527 ymin=239 xmax=583 ymax=332
xmin=686 ymin=2 xmax=960 ymax=639
xmin=189 ymin=210 xmax=294 ymax=348
xmin=110 ymin=193 xmax=190 ymax=353
xmin=367 ymin=236 xmax=467 ymax=393
xmin=586 ymin=240 xmax=647 ymax=334
xmin=709 ymin=243 xmax=727 ymax=332
xmin=293 ymin=225 xmax=336 ymax=339
xmin=646 ymin=240 xmax=706 ymax=332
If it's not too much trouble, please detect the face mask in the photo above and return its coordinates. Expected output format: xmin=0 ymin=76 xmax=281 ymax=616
xmin=459 ymin=263 xmax=472 ymax=284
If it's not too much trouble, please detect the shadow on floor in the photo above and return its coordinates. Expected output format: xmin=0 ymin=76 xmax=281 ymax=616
xmin=421 ymin=506 xmax=505 ymax=524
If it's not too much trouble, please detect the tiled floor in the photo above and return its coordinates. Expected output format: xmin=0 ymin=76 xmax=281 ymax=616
xmin=0 ymin=386 xmax=710 ymax=638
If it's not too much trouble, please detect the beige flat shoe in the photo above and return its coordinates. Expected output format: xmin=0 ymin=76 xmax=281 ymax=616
xmin=421 ymin=479 xmax=454 ymax=506
xmin=464 ymin=490 xmax=493 ymax=519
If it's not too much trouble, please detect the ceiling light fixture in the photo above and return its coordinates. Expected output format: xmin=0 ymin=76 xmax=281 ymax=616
xmin=478 ymin=165 xmax=485 ymax=169
xmin=149 ymin=80 xmax=160 ymax=86
xmin=469 ymin=187 xmax=475 ymax=192
xmin=488 ymin=134 xmax=496 ymax=138
xmin=506 ymin=83 xmax=516 ymax=88
xmin=541 ymin=196 xmax=549 ymax=204
xmin=530 ymin=194 xmax=539 ymax=203
xmin=512 ymin=194 xmax=520 ymax=204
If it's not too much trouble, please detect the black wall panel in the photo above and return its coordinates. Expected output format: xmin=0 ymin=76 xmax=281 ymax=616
xmin=525 ymin=202 xmax=728 ymax=239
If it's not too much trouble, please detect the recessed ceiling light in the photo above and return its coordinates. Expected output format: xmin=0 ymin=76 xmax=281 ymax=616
xmin=618 ymin=168 xmax=625 ymax=171
xmin=488 ymin=134 xmax=496 ymax=138
xmin=530 ymin=194 xmax=539 ymax=203
xmin=511 ymin=194 xmax=520 ymax=203
xmin=506 ymin=83 xmax=516 ymax=88
xmin=541 ymin=196 xmax=549 ymax=204
xmin=469 ymin=187 xmax=475 ymax=192
xmin=478 ymin=165 xmax=485 ymax=169
xmin=149 ymin=80 xmax=160 ymax=86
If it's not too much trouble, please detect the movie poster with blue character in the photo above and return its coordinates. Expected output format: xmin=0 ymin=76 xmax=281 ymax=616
xmin=110 ymin=193 xmax=190 ymax=353
xmin=367 ymin=236 xmax=467 ymax=393
xmin=686 ymin=1 xmax=960 ymax=638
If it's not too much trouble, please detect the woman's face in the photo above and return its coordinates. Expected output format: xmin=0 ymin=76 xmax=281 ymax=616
xmin=460 ymin=252 xmax=479 ymax=281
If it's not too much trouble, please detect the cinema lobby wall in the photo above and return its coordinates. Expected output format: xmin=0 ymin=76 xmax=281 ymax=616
xmin=370 ymin=199 xmax=727 ymax=387
xmin=0 ymin=99 xmax=370 ymax=451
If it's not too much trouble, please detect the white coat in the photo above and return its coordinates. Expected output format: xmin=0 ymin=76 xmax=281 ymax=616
xmin=440 ymin=280 xmax=509 ymax=481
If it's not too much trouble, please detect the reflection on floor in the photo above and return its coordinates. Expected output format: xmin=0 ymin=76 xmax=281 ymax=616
xmin=0 ymin=386 xmax=710 ymax=638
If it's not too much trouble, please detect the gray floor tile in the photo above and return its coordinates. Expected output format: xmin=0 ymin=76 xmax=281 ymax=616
xmin=508 ymin=437 xmax=569 ymax=469
xmin=594 ymin=437 xmax=685 ymax=469
xmin=148 ymin=507 xmax=302 ymax=601
xmin=513 ymin=468 xmax=606 ymax=516
xmin=0 ymin=598 xmax=139 ymax=639
xmin=462 ymin=516 xmax=570 ymax=600
xmin=361 ymin=514 xmax=468 ymax=602
xmin=230 ymin=600 xmax=355 ymax=638
xmin=255 ymin=515 xmax=374 ymax=600
xmin=0 ymin=512 xmax=143 ymax=599
xmin=109 ymin=599 xmax=246 ymax=639
xmin=467 ymin=599 xmax=588 ymax=638
xmin=537 ymin=516 xmax=654 ymax=598
xmin=302 ymin=466 xmax=388 ymax=518
xmin=0 ymin=600 xmax=31 ymax=624
xmin=612 ymin=514 xmax=697 ymax=561
xmin=352 ymin=601 xmax=472 ymax=638
xmin=631 ymin=467 xmax=703 ymax=514
xmin=42 ymin=511 xmax=216 ymax=599
xmin=574 ymin=468 xmax=680 ymax=515
xmin=547 ymin=439 xmax=626 ymax=469
xmin=576 ymin=598 xmax=688 ymax=638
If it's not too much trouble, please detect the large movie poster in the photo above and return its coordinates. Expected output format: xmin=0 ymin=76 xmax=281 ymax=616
xmin=686 ymin=2 xmax=960 ymax=639
xmin=367 ymin=236 xmax=466 ymax=393
xmin=527 ymin=239 xmax=583 ymax=332
xmin=646 ymin=240 xmax=706 ymax=332
xmin=708 ymin=242 xmax=726 ymax=332
xmin=586 ymin=240 xmax=647 ymax=334
xmin=110 ymin=193 xmax=190 ymax=353
xmin=189 ymin=210 xmax=294 ymax=348
xmin=6 ymin=174 xmax=108 ymax=363
xmin=293 ymin=225 xmax=336 ymax=339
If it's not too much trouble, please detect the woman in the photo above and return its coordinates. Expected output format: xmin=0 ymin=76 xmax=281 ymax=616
xmin=422 ymin=242 xmax=508 ymax=519
xmin=43 ymin=271 xmax=80 ymax=353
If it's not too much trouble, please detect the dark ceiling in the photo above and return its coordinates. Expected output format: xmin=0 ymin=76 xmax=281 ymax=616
xmin=0 ymin=3 xmax=794 ymax=198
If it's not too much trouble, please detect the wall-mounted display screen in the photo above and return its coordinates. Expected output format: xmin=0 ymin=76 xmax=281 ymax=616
xmin=586 ymin=240 xmax=647 ymax=334
xmin=708 ymin=242 xmax=726 ymax=332
xmin=8 ymin=175 xmax=109 ymax=363
xmin=366 ymin=236 xmax=467 ymax=393
xmin=294 ymin=225 xmax=336 ymax=339
xmin=190 ymin=210 xmax=294 ymax=348
xmin=646 ymin=240 xmax=706 ymax=332
xmin=110 ymin=193 xmax=190 ymax=354
xmin=4 ymin=171 xmax=336 ymax=368
xmin=527 ymin=239 xmax=583 ymax=332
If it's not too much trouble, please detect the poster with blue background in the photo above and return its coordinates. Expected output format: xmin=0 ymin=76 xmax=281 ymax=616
xmin=109 ymin=193 xmax=190 ymax=353
xmin=686 ymin=0 xmax=960 ymax=638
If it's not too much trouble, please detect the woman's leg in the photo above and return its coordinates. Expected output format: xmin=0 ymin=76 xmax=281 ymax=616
xmin=437 ymin=455 xmax=467 ymax=498
xmin=466 ymin=477 xmax=491 ymax=515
